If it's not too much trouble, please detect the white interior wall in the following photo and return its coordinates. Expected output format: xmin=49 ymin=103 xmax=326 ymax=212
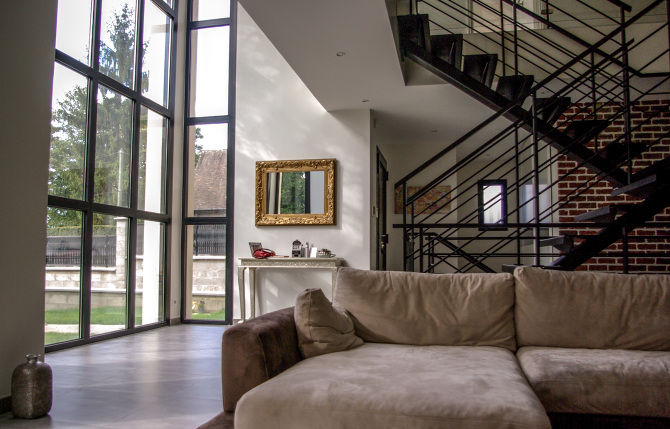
xmin=235 ymin=5 xmax=372 ymax=317
xmin=0 ymin=0 xmax=57 ymax=398
xmin=379 ymin=139 xmax=461 ymax=272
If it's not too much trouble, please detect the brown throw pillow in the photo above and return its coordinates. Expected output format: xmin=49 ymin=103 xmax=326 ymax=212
xmin=294 ymin=288 xmax=363 ymax=358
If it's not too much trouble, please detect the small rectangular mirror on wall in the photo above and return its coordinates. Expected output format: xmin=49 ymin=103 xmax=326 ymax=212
xmin=255 ymin=159 xmax=336 ymax=225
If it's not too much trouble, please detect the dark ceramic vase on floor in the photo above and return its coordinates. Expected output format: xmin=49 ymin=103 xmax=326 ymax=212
xmin=11 ymin=354 xmax=53 ymax=419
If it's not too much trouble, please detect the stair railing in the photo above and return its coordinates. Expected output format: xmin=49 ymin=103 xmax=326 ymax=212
xmin=396 ymin=0 xmax=670 ymax=272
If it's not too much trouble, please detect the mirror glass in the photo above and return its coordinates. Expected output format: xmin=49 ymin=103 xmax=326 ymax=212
xmin=255 ymin=158 xmax=335 ymax=226
xmin=266 ymin=171 xmax=325 ymax=214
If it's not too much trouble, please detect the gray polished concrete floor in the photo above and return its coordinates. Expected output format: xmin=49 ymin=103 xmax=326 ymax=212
xmin=0 ymin=325 xmax=227 ymax=428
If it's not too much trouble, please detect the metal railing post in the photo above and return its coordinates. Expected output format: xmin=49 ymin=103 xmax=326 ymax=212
xmin=620 ymin=8 xmax=632 ymax=272
xmin=531 ymin=93 xmax=541 ymax=266
xmin=402 ymin=182 xmax=408 ymax=270
xmin=419 ymin=228 xmax=425 ymax=272
xmin=500 ymin=0 xmax=506 ymax=76
xmin=591 ymin=51 xmax=599 ymax=153
xmin=515 ymin=126 xmax=521 ymax=265
xmin=621 ymin=8 xmax=632 ymax=185
xmin=513 ymin=0 xmax=519 ymax=74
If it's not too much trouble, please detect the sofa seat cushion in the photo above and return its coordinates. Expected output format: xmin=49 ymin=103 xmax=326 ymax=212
xmin=235 ymin=343 xmax=550 ymax=429
xmin=517 ymin=346 xmax=670 ymax=417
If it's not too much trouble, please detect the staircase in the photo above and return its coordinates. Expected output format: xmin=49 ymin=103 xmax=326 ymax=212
xmin=394 ymin=0 xmax=670 ymax=274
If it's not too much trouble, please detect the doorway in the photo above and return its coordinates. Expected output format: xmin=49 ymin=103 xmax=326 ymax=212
xmin=376 ymin=149 xmax=389 ymax=270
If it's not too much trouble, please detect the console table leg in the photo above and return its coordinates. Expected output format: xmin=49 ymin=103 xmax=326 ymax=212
xmin=249 ymin=268 xmax=257 ymax=319
xmin=331 ymin=269 xmax=338 ymax=300
xmin=237 ymin=267 xmax=246 ymax=322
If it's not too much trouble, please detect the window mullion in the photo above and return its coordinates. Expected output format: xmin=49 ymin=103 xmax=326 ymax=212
xmin=81 ymin=77 xmax=99 ymax=340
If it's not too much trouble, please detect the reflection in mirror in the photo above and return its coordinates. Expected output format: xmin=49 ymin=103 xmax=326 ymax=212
xmin=266 ymin=171 xmax=325 ymax=215
xmin=255 ymin=159 xmax=335 ymax=225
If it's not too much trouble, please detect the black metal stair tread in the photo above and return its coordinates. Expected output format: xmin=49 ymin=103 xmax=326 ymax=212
xmin=610 ymin=172 xmax=669 ymax=198
xmin=630 ymin=156 xmax=670 ymax=184
xmin=599 ymin=142 xmax=647 ymax=162
xmin=563 ymin=120 xmax=610 ymax=140
xmin=398 ymin=14 xmax=431 ymax=52
xmin=536 ymin=97 xmax=571 ymax=124
xmin=430 ymin=34 xmax=462 ymax=69
xmin=463 ymin=54 xmax=498 ymax=88
xmin=539 ymin=236 xmax=574 ymax=252
xmin=495 ymin=75 xmax=535 ymax=101
xmin=400 ymin=41 xmax=628 ymax=187
xmin=573 ymin=204 xmax=634 ymax=222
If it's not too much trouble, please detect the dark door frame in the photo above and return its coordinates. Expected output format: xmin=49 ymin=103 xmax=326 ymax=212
xmin=376 ymin=148 xmax=389 ymax=270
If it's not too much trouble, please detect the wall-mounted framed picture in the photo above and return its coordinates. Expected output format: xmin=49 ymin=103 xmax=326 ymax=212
xmin=394 ymin=185 xmax=451 ymax=215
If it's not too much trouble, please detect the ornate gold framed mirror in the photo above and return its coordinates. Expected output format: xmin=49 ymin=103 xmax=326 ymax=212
xmin=255 ymin=159 xmax=336 ymax=225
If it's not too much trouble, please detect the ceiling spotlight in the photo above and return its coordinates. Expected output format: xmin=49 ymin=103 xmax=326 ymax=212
xmin=362 ymin=99 xmax=370 ymax=103
xmin=336 ymin=51 xmax=346 ymax=57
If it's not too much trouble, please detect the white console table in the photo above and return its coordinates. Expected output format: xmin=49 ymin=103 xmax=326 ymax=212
xmin=237 ymin=257 xmax=345 ymax=321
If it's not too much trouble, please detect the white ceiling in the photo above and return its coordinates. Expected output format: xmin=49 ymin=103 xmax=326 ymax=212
xmin=237 ymin=0 xmax=499 ymax=147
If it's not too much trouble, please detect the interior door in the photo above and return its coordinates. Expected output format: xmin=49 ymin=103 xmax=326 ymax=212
xmin=376 ymin=149 xmax=389 ymax=270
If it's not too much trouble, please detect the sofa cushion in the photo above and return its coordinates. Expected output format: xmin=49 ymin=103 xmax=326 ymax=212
xmin=294 ymin=288 xmax=363 ymax=358
xmin=235 ymin=343 xmax=550 ymax=429
xmin=514 ymin=267 xmax=670 ymax=350
xmin=334 ymin=268 xmax=516 ymax=350
xmin=517 ymin=346 xmax=670 ymax=417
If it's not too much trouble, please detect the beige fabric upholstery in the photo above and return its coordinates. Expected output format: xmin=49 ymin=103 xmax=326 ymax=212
xmin=235 ymin=343 xmax=550 ymax=429
xmin=334 ymin=268 xmax=516 ymax=350
xmin=294 ymin=288 xmax=363 ymax=358
xmin=517 ymin=346 xmax=670 ymax=417
xmin=514 ymin=267 xmax=670 ymax=350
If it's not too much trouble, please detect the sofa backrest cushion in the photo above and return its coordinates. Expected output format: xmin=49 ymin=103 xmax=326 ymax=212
xmin=333 ymin=268 xmax=516 ymax=351
xmin=515 ymin=266 xmax=670 ymax=350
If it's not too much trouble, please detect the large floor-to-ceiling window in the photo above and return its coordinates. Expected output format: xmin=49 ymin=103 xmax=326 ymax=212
xmin=46 ymin=0 xmax=177 ymax=349
xmin=181 ymin=0 xmax=235 ymax=323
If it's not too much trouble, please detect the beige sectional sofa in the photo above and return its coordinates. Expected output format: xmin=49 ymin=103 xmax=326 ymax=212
xmin=201 ymin=267 xmax=670 ymax=429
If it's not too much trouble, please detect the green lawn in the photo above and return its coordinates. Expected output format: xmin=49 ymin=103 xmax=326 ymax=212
xmin=45 ymin=307 xmax=225 ymax=345
xmin=45 ymin=306 xmax=141 ymax=325
xmin=191 ymin=309 xmax=226 ymax=320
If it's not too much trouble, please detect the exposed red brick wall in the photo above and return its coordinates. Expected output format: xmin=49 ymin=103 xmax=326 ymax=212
xmin=555 ymin=99 xmax=670 ymax=273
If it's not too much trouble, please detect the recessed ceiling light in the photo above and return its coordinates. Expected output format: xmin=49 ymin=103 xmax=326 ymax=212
xmin=336 ymin=51 xmax=346 ymax=57
xmin=362 ymin=99 xmax=370 ymax=103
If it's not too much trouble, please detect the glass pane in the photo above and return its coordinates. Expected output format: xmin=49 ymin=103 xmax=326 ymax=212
xmin=189 ymin=26 xmax=230 ymax=116
xmin=483 ymin=185 xmax=503 ymax=224
xmin=45 ymin=208 xmax=82 ymax=345
xmin=99 ymin=0 xmax=137 ymax=88
xmin=192 ymin=0 xmax=230 ymax=20
xmin=91 ymin=214 xmax=128 ymax=335
xmin=136 ymin=220 xmax=165 ymax=326
xmin=55 ymin=0 xmax=93 ymax=64
xmin=94 ymin=85 xmax=133 ymax=207
xmin=49 ymin=64 xmax=88 ymax=200
xmin=187 ymin=124 xmax=228 ymax=217
xmin=138 ymin=107 xmax=167 ymax=212
xmin=184 ymin=225 xmax=226 ymax=320
xmin=142 ymin=2 xmax=171 ymax=106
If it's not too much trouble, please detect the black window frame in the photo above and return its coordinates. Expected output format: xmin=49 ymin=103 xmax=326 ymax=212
xmin=477 ymin=179 xmax=508 ymax=230
xmin=180 ymin=0 xmax=236 ymax=325
xmin=46 ymin=0 xmax=178 ymax=352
